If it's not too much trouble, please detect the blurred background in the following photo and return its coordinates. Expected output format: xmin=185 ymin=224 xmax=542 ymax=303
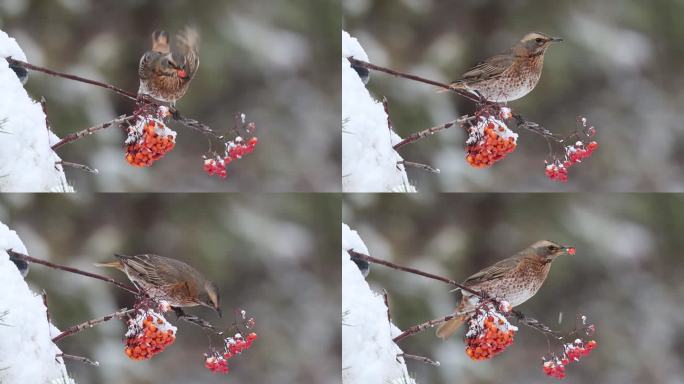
xmin=0 ymin=0 xmax=340 ymax=192
xmin=0 ymin=194 xmax=340 ymax=383
xmin=344 ymin=0 xmax=684 ymax=192
xmin=344 ymin=194 xmax=684 ymax=383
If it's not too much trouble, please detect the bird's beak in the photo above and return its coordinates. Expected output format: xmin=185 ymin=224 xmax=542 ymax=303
xmin=550 ymin=37 xmax=564 ymax=43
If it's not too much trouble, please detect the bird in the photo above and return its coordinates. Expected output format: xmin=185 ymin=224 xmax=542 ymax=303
xmin=95 ymin=253 xmax=221 ymax=316
xmin=436 ymin=240 xmax=574 ymax=339
xmin=137 ymin=27 xmax=200 ymax=106
xmin=445 ymin=32 xmax=563 ymax=103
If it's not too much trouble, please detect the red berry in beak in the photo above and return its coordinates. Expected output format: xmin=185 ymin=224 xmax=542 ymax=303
xmin=567 ymin=247 xmax=576 ymax=255
xmin=177 ymin=69 xmax=188 ymax=79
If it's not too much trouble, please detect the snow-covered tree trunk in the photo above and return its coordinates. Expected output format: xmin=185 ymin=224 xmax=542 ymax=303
xmin=341 ymin=32 xmax=415 ymax=192
xmin=0 ymin=221 xmax=74 ymax=383
xmin=342 ymin=223 xmax=416 ymax=384
xmin=0 ymin=29 xmax=72 ymax=192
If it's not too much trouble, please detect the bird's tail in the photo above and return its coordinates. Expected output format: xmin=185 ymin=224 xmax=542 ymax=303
xmin=151 ymin=31 xmax=170 ymax=53
xmin=435 ymin=316 xmax=465 ymax=339
xmin=94 ymin=260 xmax=123 ymax=270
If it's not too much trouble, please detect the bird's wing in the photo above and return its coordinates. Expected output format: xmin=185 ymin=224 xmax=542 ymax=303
xmin=462 ymin=256 xmax=520 ymax=287
xmin=175 ymin=27 xmax=200 ymax=78
xmin=138 ymin=52 xmax=156 ymax=80
xmin=456 ymin=53 xmax=514 ymax=83
xmin=118 ymin=254 xmax=170 ymax=286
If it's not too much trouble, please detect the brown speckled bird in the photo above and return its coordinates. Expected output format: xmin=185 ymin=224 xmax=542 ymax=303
xmin=138 ymin=27 xmax=200 ymax=105
xmin=446 ymin=32 xmax=563 ymax=102
xmin=96 ymin=253 xmax=221 ymax=316
xmin=436 ymin=240 xmax=573 ymax=339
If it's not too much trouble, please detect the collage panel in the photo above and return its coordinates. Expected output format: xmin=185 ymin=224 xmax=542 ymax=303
xmin=342 ymin=1 xmax=684 ymax=192
xmin=343 ymin=194 xmax=684 ymax=383
xmin=0 ymin=0 xmax=340 ymax=193
xmin=0 ymin=194 xmax=340 ymax=383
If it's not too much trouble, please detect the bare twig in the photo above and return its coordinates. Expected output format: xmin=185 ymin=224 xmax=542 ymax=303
xmin=6 ymin=58 xmax=137 ymax=101
xmin=398 ymin=160 xmax=440 ymax=174
xmin=174 ymin=307 xmax=223 ymax=335
xmin=40 ymin=97 xmax=51 ymax=134
xmin=51 ymin=115 xmax=134 ymax=150
xmin=347 ymin=57 xmax=482 ymax=103
xmin=347 ymin=250 xmax=482 ymax=297
xmin=382 ymin=289 xmax=391 ymax=324
xmin=393 ymin=116 xmax=471 ymax=150
xmin=392 ymin=312 xmax=465 ymax=343
xmin=52 ymin=307 xmax=136 ymax=342
xmin=56 ymin=161 xmax=99 ymax=174
xmin=172 ymin=113 xmax=222 ymax=139
xmin=57 ymin=353 xmax=100 ymax=367
xmin=7 ymin=250 xmax=138 ymax=294
xmin=42 ymin=290 xmax=51 ymax=324
xmin=398 ymin=353 xmax=440 ymax=367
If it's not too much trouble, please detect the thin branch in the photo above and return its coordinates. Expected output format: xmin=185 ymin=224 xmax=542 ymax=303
xmin=42 ymin=290 xmax=51 ymax=324
xmin=56 ymin=161 xmax=99 ymax=174
xmin=398 ymin=353 xmax=440 ymax=367
xmin=347 ymin=250 xmax=482 ymax=297
xmin=172 ymin=113 xmax=221 ymax=139
xmin=7 ymin=250 xmax=138 ymax=294
xmin=392 ymin=312 xmax=465 ymax=343
xmin=6 ymin=58 xmax=137 ymax=101
xmin=57 ymin=353 xmax=100 ymax=367
xmin=51 ymin=115 xmax=134 ymax=150
xmin=347 ymin=57 xmax=482 ymax=103
xmin=173 ymin=307 xmax=223 ymax=334
xmin=52 ymin=307 xmax=136 ymax=343
xmin=398 ymin=160 xmax=440 ymax=174
xmin=393 ymin=116 xmax=471 ymax=150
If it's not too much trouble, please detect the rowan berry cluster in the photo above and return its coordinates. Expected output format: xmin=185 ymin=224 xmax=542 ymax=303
xmin=204 ymin=331 xmax=258 ymax=374
xmin=465 ymin=107 xmax=517 ymax=168
xmin=124 ymin=111 xmax=177 ymax=167
xmin=124 ymin=309 xmax=177 ymax=360
xmin=545 ymin=117 xmax=599 ymax=182
xmin=464 ymin=301 xmax=517 ymax=361
xmin=542 ymin=315 xmax=597 ymax=379
xmin=203 ymin=136 xmax=259 ymax=179
xmin=542 ymin=339 xmax=597 ymax=379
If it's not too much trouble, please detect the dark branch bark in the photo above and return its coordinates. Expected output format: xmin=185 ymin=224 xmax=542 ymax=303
xmin=7 ymin=250 xmax=138 ymax=294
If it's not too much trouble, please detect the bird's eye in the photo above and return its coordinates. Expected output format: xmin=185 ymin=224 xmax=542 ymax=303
xmin=535 ymin=38 xmax=544 ymax=44
xmin=547 ymin=245 xmax=558 ymax=251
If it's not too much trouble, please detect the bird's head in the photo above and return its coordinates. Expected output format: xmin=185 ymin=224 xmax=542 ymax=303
xmin=199 ymin=280 xmax=222 ymax=317
xmin=528 ymin=240 xmax=575 ymax=263
xmin=163 ymin=54 xmax=190 ymax=80
xmin=517 ymin=32 xmax=563 ymax=56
